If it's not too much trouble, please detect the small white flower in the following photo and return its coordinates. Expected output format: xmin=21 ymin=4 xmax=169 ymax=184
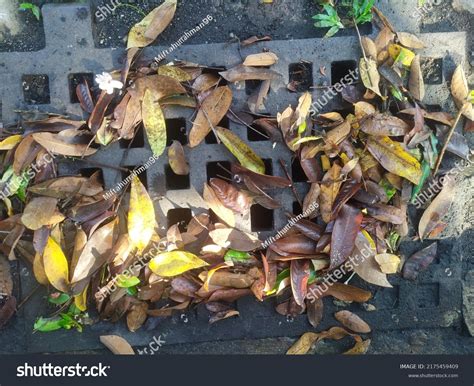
xmin=95 ymin=72 xmax=123 ymax=94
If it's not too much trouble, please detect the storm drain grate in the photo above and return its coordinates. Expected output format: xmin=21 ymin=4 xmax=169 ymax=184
xmin=0 ymin=4 xmax=469 ymax=353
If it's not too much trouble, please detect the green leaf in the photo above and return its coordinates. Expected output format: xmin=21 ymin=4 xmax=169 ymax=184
xmin=379 ymin=179 xmax=397 ymax=201
xmin=126 ymin=286 xmax=138 ymax=296
xmin=411 ymin=160 xmax=431 ymax=203
xmin=224 ymin=249 xmax=251 ymax=263
xmin=116 ymin=275 xmax=141 ymax=288
xmin=34 ymin=317 xmax=64 ymax=332
xmin=48 ymin=293 xmax=71 ymax=305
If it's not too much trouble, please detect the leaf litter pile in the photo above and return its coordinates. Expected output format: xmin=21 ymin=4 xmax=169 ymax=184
xmin=0 ymin=1 xmax=472 ymax=355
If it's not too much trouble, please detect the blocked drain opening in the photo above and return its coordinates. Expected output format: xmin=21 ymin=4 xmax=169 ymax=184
xmin=205 ymin=116 xmax=229 ymax=144
xmin=421 ymin=57 xmax=443 ymax=84
xmin=206 ymin=161 xmax=231 ymax=182
xmin=289 ymin=62 xmax=313 ymax=92
xmin=119 ymin=125 xmax=145 ymax=148
xmin=22 ymin=74 xmax=50 ymax=104
xmin=331 ymin=60 xmax=357 ymax=85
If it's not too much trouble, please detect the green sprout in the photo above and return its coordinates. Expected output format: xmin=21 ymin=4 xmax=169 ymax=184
xmin=19 ymin=2 xmax=41 ymax=21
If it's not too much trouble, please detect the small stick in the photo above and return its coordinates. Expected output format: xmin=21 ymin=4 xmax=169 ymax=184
xmin=278 ymin=158 xmax=302 ymax=208
xmin=17 ymin=285 xmax=41 ymax=310
xmin=433 ymin=106 xmax=465 ymax=176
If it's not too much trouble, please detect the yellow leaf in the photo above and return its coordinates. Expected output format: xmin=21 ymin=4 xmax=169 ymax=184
xmin=157 ymin=66 xmax=192 ymax=82
xmin=142 ymin=89 xmax=167 ymax=157
xmin=127 ymin=0 xmax=177 ymax=49
xmin=128 ymin=175 xmax=155 ymax=251
xmin=33 ymin=253 xmax=49 ymax=285
xmin=388 ymin=44 xmax=415 ymax=67
xmin=0 ymin=135 xmax=22 ymax=150
xmin=359 ymin=58 xmax=382 ymax=97
xmin=367 ymin=136 xmax=422 ymax=185
xmin=43 ymin=237 xmax=69 ymax=293
xmin=215 ymin=127 xmax=265 ymax=174
xmin=149 ymin=251 xmax=208 ymax=277
xmin=375 ymin=253 xmax=401 ymax=274
xmin=74 ymin=284 xmax=88 ymax=312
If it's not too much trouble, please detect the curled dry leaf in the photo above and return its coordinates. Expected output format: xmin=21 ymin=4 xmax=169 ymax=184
xmin=344 ymin=339 xmax=371 ymax=355
xmin=128 ymin=175 xmax=155 ymax=251
xmin=149 ymin=251 xmax=208 ymax=277
xmin=402 ymin=242 xmax=438 ymax=280
xmin=189 ymin=86 xmax=233 ymax=147
xmin=0 ymin=256 xmax=13 ymax=296
xmin=290 ymin=259 xmax=310 ymax=307
xmin=418 ymin=176 xmax=455 ymax=240
xmin=28 ymin=176 xmax=103 ymax=199
xmin=219 ymin=65 xmax=281 ymax=82
xmin=71 ymin=220 xmax=116 ymax=285
xmin=243 ymin=52 xmax=278 ymax=67
xmin=209 ymin=178 xmax=251 ymax=214
xmin=286 ymin=327 xmax=361 ymax=355
xmin=168 ymin=141 xmax=190 ymax=175
xmin=451 ymin=65 xmax=474 ymax=121
xmin=203 ymin=183 xmax=235 ymax=227
xmin=351 ymin=232 xmax=392 ymax=288
xmin=334 ymin=310 xmax=371 ymax=333
xmin=100 ymin=335 xmax=135 ymax=355
xmin=127 ymin=0 xmax=177 ymax=49
xmin=409 ymin=55 xmax=425 ymax=101
xmin=306 ymin=297 xmax=324 ymax=328
xmin=127 ymin=302 xmax=148 ymax=332
xmin=21 ymin=197 xmax=65 ymax=231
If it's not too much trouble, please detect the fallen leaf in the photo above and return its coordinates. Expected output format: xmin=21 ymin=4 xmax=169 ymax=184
xmin=0 ymin=256 xmax=13 ymax=296
xmin=100 ymin=335 xmax=135 ymax=355
xmin=209 ymin=178 xmax=251 ymax=214
xmin=0 ymin=135 xmax=22 ymax=150
xmin=306 ymin=297 xmax=324 ymax=328
xmin=320 ymin=163 xmax=342 ymax=223
xmin=219 ymin=65 xmax=281 ymax=82
xmin=21 ymin=197 xmax=65 ymax=231
xmin=128 ymin=175 xmax=155 ymax=251
xmin=43 ymin=237 xmax=69 ymax=293
xmin=142 ymin=89 xmax=167 ymax=157
xmin=189 ymin=86 xmax=233 ymax=147
xmin=344 ymin=339 xmax=371 ymax=354
xmin=367 ymin=136 xmax=422 ymax=185
xmin=419 ymin=177 xmax=455 ymax=240
xmin=409 ymin=55 xmax=425 ymax=101
xmin=402 ymin=242 xmax=438 ymax=280
xmin=149 ymin=251 xmax=208 ymax=277
xmin=243 ymin=52 xmax=278 ymax=67
xmin=360 ymin=58 xmax=382 ymax=97
xmin=290 ymin=260 xmax=310 ymax=306
xmin=334 ymin=310 xmax=371 ymax=333
xmin=71 ymin=220 xmax=116 ymax=284
xmin=330 ymin=205 xmax=363 ymax=269
xmin=127 ymin=302 xmax=148 ymax=332
xmin=374 ymin=253 xmax=400 ymax=274
xmin=287 ymin=327 xmax=360 ymax=355
xmin=360 ymin=114 xmax=410 ymax=136
xmin=215 ymin=127 xmax=265 ymax=174
xmin=168 ymin=141 xmax=189 ymax=175
xmin=451 ymin=65 xmax=474 ymax=120
xmin=32 ymin=132 xmax=96 ymax=157
xmin=203 ymin=183 xmax=236 ymax=227
xmin=127 ymin=0 xmax=177 ymax=49
xmin=397 ymin=32 xmax=425 ymax=49
xmin=209 ymin=228 xmax=262 ymax=251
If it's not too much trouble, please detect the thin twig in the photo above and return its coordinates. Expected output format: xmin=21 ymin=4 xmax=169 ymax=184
xmin=433 ymin=106 xmax=465 ymax=176
xmin=228 ymin=109 xmax=270 ymax=140
xmin=17 ymin=285 xmax=41 ymax=310
xmin=278 ymin=158 xmax=302 ymax=207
